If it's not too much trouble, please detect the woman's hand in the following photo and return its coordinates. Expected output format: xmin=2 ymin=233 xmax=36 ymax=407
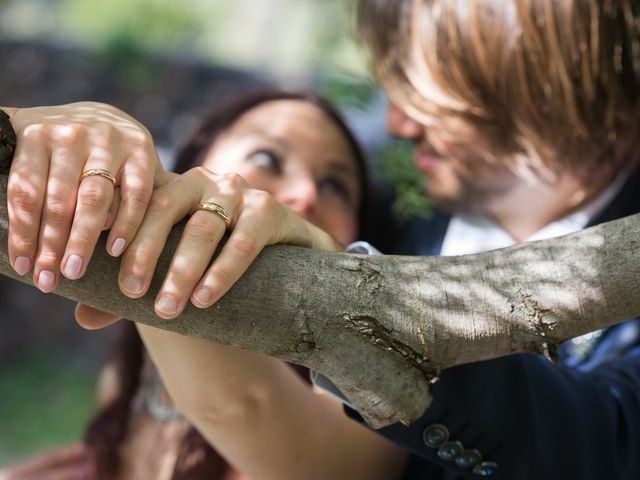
xmin=3 ymin=102 xmax=171 ymax=292
xmin=75 ymin=166 xmax=341 ymax=328
xmin=121 ymin=167 xmax=341 ymax=318
xmin=0 ymin=443 xmax=94 ymax=480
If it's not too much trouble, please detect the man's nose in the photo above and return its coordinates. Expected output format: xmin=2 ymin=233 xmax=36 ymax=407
xmin=385 ymin=101 xmax=423 ymax=139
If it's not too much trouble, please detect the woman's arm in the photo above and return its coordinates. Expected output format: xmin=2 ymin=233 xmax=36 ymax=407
xmin=75 ymin=165 xmax=408 ymax=479
xmin=137 ymin=324 xmax=408 ymax=480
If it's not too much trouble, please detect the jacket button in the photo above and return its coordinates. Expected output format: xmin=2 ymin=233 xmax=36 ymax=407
xmin=422 ymin=424 xmax=450 ymax=448
xmin=455 ymin=449 xmax=482 ymax=469
xmin=472 ymin=461 xmax=499 ymax=477
xmin=437 ymin=440 xmax=464 ymax=461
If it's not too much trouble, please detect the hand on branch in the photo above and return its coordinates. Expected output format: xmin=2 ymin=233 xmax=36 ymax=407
xmin=2 ymin=102 xmax=171 ymax=292
xmin=76 ymin=165 xmax=342 ymax=328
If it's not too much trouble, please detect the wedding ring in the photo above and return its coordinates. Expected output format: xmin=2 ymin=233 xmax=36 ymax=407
xmin=198 ymin=202 xmax=231 ymax=227
xmin=80 ymin=168 xmax=117 ymax=187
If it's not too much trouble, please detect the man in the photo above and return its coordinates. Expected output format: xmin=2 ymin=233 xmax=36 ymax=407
xmin=350 ymin=0 xmax=640 ymax=478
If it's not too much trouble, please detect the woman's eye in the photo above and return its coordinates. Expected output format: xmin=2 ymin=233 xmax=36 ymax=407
xmin=247 ymin=150 xmax=281 ymax=171
xmin=320 ymin=178 xmax=353 ymax=204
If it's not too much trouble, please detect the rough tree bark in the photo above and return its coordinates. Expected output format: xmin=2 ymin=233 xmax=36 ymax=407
xmin=1 ymin=117 xmax=639 ymax=428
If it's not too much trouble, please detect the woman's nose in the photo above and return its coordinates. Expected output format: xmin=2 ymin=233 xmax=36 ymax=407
xmin=385 ymin=101 xmax=423 ymax=139
xmin=277 ymin=177 xmax=318 ymax=219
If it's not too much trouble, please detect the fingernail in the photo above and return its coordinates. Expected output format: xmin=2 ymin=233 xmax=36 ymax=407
xmin=156 ymin=296 xmax=178 ymax=315
xmin=37 ymin=270 xmax=56 ymax=293
xmin=121 ymin=275 xmax=143 ymax=295
xmin=15 ymin=256 xmax=31 ymax=276
xmin=110 ymin=237 xmax=126 ymax=257
xmin=194 ymin=287 xmax=212 ymax=306
xmin=64 ymin=254 xmax=83 ymax=279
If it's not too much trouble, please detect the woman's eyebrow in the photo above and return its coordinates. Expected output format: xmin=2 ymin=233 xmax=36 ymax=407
xmin=243 ymin=131 xmax=289 ymax=151
xmin=327 ymin=160 xmax=358 ymax=176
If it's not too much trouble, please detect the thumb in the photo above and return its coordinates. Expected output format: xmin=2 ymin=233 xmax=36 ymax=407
xmin=75 ymin=303 xmax=123 ymax=330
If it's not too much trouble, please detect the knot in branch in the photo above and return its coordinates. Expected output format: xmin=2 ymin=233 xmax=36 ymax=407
xmin=344 ymin=314 xmax=439 ymax=381
xmin=509 ymin=290 xmax=559 ymax=361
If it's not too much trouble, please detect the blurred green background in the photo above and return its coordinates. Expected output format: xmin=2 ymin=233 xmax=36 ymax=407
xmin=0 ymin=0 xmax=366 ymax=78
xmin=0 ymin=0 xmax=426 ymax=467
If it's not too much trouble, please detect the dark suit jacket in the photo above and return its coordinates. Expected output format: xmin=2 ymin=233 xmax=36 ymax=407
xmin=354 ymin=168 xmax=640 ymax=479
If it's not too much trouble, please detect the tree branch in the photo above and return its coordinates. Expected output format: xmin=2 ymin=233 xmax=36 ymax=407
xmin=1 ymin=119 xmax=639 ymax=427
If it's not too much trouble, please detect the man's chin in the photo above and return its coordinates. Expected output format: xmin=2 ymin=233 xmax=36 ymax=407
xmin=425 ymin=173 xmax=518 ymax=216
xmin=430 ymin=196 xmax=476 ymax=215
xmin=426 ymin=187 xmax=489 ymax=216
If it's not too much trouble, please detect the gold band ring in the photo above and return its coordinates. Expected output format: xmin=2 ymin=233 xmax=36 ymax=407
xmin=80 ymin=168 xmax=117 ymax=187
xmin=198 ymin=202 xmax=231 ymax=227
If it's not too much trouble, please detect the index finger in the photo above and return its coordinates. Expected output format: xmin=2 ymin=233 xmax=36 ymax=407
xmin=189 ymin=213 xmax=270 ymax=309
xmin=6 ymin=135 xmax=49 ymax=276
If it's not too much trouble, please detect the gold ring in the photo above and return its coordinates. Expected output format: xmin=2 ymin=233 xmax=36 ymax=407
xmin=80 ymin=168 xmax=117 ymax=187
xmin=198 ymin=202 xmax=231 ymax=227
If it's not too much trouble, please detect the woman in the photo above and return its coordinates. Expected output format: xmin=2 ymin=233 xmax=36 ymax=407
xmin=0 ymin=90 xmax=406 ymax=480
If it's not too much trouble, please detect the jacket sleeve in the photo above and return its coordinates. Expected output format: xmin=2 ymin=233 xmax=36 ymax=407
xmin=346 ymin=321 xmax=640 ymax=480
